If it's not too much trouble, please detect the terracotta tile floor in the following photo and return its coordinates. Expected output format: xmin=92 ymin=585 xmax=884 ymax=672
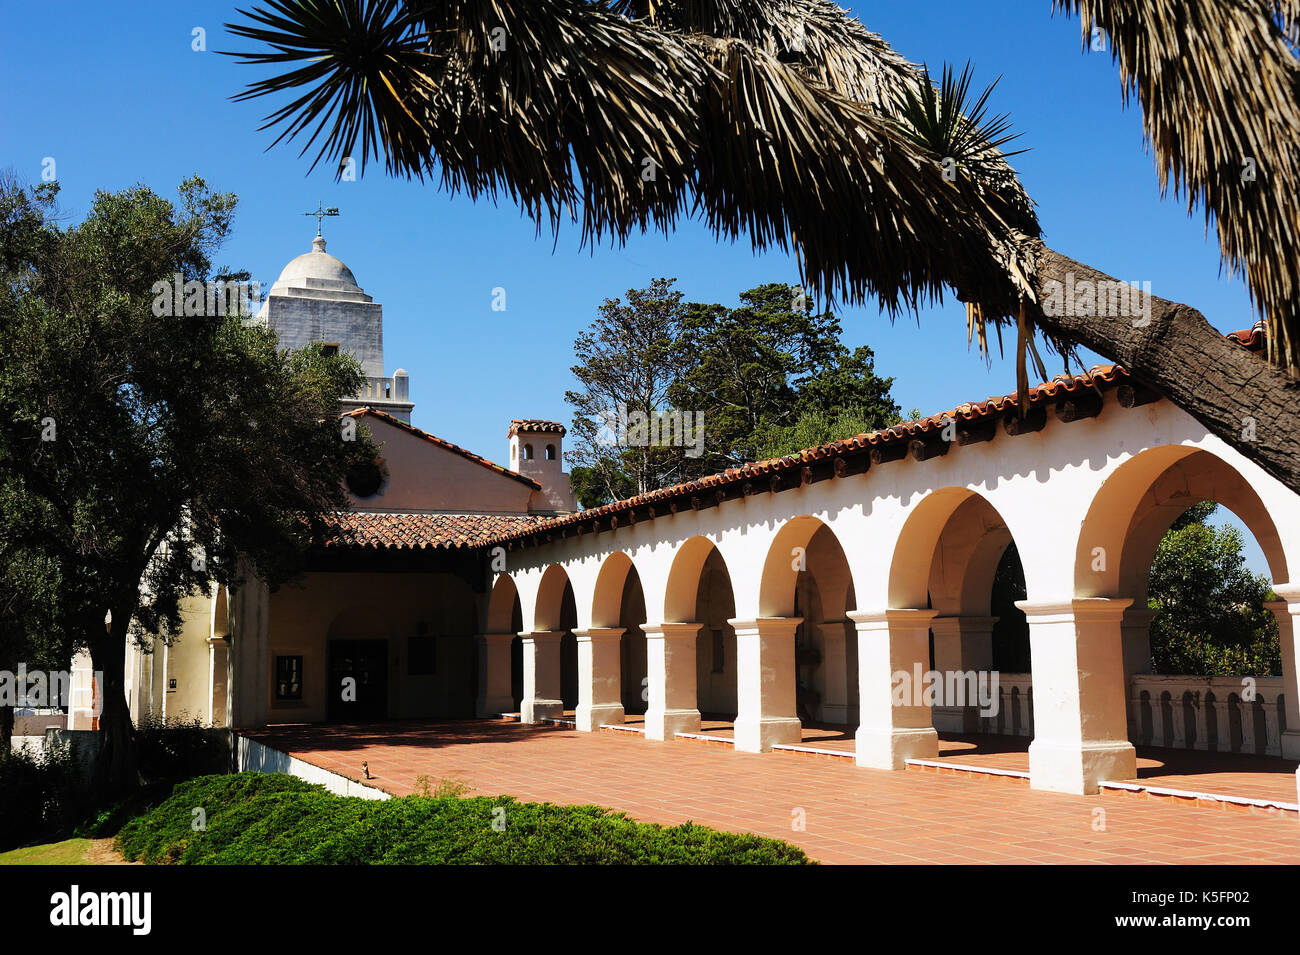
xmin=248 ymin=719 xmax=1300 ymax=864
xmin=608 ymin=714 xmax=1299 ymax=803
xmin=917 ymin=734 xmax=1300 ymax=805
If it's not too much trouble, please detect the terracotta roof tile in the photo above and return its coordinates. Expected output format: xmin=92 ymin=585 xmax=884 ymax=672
xmin=321 ymin=512 xmax=552 ymax=551
xmin=483 ymin=364 xmax=1137 ymax=548
xmin=358 ymin=328 xmax=1268 ymax=553
xmin=508 ymin=419 xmax=567 ymax=436
xmin=1226 ymin=324 xmax=1266 ymax=352
xmin=345 ymin=408 xmax=540 ymax=490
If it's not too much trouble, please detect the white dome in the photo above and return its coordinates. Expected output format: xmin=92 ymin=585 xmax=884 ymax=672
xmin=273 ymin=235 xmax=361 ymax=290
xmin=258 ymin=234 xmax=374 ymax=315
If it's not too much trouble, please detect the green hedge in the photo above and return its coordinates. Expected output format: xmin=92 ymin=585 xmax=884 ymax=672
xmin=116 ymin=774 xmax=812 ymax=865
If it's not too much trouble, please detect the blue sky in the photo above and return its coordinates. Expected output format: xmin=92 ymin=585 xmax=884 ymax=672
xmin=0 ymin=0 xmax=1271 ymax=575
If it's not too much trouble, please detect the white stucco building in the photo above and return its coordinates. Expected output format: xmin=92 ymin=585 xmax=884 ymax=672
xmin=92 ymin=235 xmax=1300 ymax=800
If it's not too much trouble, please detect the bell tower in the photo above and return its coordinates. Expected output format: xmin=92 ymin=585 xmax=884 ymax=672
xmin=508 ymin=420 xmax=577 ymax=514
xmin=257 ymin=228 xmax=414 ymax=422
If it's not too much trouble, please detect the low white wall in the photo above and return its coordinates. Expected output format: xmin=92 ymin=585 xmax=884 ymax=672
xmin=9 ymin=729 xmax=100 ymax=780
xmin=235 ymin=734 xmax=390 ymax=800
xmin=971 ymin=673 xmax=1288 ymax=756
xmin=1128 ymin=674 xmax=1287 ymax=756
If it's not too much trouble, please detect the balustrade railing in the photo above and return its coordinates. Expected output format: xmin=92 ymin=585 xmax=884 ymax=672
xmin=968 ymin=672 xmax=1287 ymax=757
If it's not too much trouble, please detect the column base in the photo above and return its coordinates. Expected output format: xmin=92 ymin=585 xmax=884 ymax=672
xmin=644 ymin=707 xmax=701 ymax=741
xmin=1028 ymin=738 xmax=1137 ymax=795
xmin=855 ymin=726 xmax=937 ymax=769
xmin=576 ymin=703 xmax=624 ymax=732
xmin=1282 ymin=730 xmax=1300 ymax=761
xmin=475 ymin=696 xmax=515 ymax=719
xmin=734 ymin=716 xmax=802 ymax=753
xmin=520 ymin=699 xmax=563 ymax=724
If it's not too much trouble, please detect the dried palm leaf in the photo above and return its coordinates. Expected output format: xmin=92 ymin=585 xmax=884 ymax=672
xmin=1055 ymin=0 xmax=1300 ymax=376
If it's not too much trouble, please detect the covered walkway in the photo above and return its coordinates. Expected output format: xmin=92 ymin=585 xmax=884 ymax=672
xmin=246 ymin=719 xmax=1300 ymax=865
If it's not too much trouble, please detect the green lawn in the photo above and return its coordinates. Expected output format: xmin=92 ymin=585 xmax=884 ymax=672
xmin=0 ymin=838 xmax=100 ymax=865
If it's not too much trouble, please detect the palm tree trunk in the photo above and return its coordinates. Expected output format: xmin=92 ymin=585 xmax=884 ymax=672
xmin=1028 ymin=240 xmax=1300 ymax=493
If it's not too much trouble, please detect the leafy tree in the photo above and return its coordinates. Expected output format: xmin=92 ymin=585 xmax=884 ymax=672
xmin=226 ymin=0 xmax=1300 ymax=498
xmin=989 ymin=542 xmax=1031 ymax=673
xmin=749 ymin=406 xmax=885 ymax=462
xmin=564 ymin=278 xmax=687 ymax=506
xmin=0 ymin=177 xmax=374 ymax=796
xmin=1147 ymin=503 xmax=1280 ymax=676
xmin=669 ymin=283 xmax=898 ymax=473
xmin=565 ymin=279 xmax=900 ymax=506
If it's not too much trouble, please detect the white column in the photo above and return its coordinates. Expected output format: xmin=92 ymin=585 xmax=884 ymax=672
xmin=67 ymin=649 xmax=98 ymax=731
xmin=1021 ymin=598 xmax=1137 ymax=795
xmin=643 ymin=623 xmax=702 ymax=740
xmin=207 ymin=636 xmax=230 ymax=727
xmin=1266 ymin=584 xmax=1300 ymax=760
xmin=575 ymin=627 xmax=625 ymax=731
xmin=1120 ymin=607 xmax=1157 ymax=678
xmin=851 ymin=609 xmax=939 ymax=769
xmin=519 ymin=631 xmax=564 ymax=724
xmin=815 ymin=620 xmax=852 ymax=724
xmin=228 ymin=569 xmax=271 ymax=730
xmin=929 ymin=615 xmax=996 ymax=734
xmin=1120 ymin=607 xmax=1156 ymax=739
xmin=475 ymin=632 xmax=515 ymax=718
xmin=730 ymin=618 xmax=803 ymax=752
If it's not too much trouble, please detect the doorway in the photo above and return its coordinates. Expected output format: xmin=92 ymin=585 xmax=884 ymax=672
xmin=327 ymin=639 xmax=389 ymax=721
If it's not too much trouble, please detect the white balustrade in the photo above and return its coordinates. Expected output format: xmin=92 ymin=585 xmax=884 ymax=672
xmin=972 ymin=673 xmax=1286 ymax=756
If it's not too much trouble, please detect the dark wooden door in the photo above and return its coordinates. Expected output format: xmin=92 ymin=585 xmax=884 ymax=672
xmin=328 ymin=639 xmax=389 ymax=721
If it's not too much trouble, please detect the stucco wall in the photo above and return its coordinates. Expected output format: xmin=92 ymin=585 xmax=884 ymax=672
xmin=352 ymin=415 xmax=536 ymax=514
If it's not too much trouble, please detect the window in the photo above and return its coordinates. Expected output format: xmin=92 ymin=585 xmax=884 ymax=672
xmin=320 ymin=342 xmax=340 ymax=358
xmin=711 ymin=628 xmax=725 ymax=673
xmin=275 ymin=656 xmax=303 ymax=700
xmin=408 ymin=635 xmax=437 ymax=675
xmin=545 ymin=444 xmax=556 ymax=460
xmin=524 ymin=443 xmax=534 ymax=460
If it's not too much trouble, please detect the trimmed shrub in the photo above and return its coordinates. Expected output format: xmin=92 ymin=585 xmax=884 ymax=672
xmin=117 ymin=774 xmax=812 ymax=865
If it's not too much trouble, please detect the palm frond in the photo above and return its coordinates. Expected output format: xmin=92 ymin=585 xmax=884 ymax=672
xmin=1055 ymin=0 xmax=1300 ymax=376
xmin=225 ymin=0 xmax=1048 ymax=378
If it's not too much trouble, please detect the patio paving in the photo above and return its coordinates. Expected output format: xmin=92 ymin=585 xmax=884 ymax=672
xmin=246 ymin=718 xmax=1300 ymax=864
xmin=598 ymin=713 xmax=1299 ymax=805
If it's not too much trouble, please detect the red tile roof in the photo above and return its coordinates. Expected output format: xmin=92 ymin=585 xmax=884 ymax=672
xmin=321 ymin=511 xmax=553 ymax=550
xmin=1226 ymin=323 xmax=1266 ymax=352
xmin=328 ymin=327 xmax=1260 ymax=553
xmin=345 ymin=408 xmax=540 ymax=490
xmin=485 ymin=363 xmax=1138 ymax=547
xmin=508 ymin=419 xmax=566 ymax=436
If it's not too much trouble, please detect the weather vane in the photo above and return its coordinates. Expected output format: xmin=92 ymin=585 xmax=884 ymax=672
xmin=303 ymin=201 xmax=340 ymax=237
